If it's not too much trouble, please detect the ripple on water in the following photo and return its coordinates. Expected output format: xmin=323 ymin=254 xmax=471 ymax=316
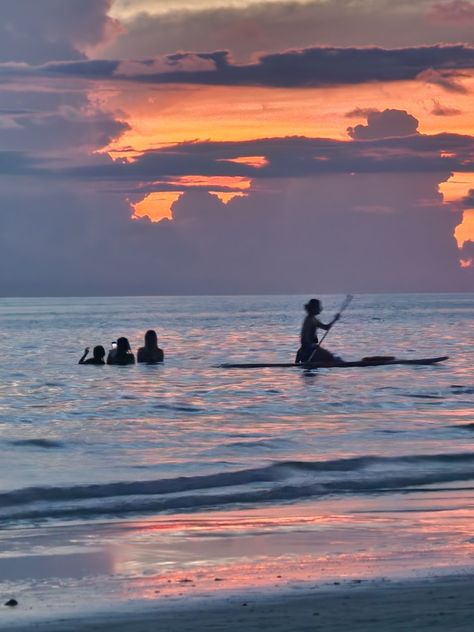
xmin=7 ymin=439 xmax=64 ymax=449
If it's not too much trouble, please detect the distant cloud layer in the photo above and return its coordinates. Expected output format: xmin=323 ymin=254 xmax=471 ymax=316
xmin=5 ymin=45 xmax=473 ymax=89
xmin=103 ymin=0 xmax=474 ymax=60
xmin=1 ymin=109 xmax=473 ymax=295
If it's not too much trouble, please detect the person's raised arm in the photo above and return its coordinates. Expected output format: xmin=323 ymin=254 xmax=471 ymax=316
xmin=78 ymin=347 xmax=89 ymax=364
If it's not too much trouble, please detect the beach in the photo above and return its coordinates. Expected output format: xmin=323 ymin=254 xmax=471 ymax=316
xmin=4 ymin=574 xmax=474 ymax=631
xmin=0 ymin=294 xmax=473 ymax=630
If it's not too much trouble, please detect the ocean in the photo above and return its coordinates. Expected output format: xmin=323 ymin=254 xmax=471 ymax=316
xmin=0 ymin=294 xmax=473 ymax=615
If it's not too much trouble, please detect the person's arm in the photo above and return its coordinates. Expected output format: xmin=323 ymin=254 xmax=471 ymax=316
xmin=315 ymin=319 xmax=331 ymax=332
xmin=316 ymin=313 xmax=340 ymax=331
xmin=78 ymin=348 xmax=89 ymax=364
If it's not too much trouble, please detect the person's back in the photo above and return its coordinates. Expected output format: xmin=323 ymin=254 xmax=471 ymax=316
xmin=107 ymin=337 xmax=135 ymax=365
xmin=300 ymin=313 xmax=318 ymax=348
xmin=137 ymin=330 xmax=164 ymax=364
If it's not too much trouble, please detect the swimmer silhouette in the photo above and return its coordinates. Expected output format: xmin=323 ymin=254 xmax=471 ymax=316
xmin=107 ymin=337 xmax=135 ymax=365
xmin=78 ymin=346 xmax=105 ymax=365
xmin=137 ymin=330 xmax=164 ymax=364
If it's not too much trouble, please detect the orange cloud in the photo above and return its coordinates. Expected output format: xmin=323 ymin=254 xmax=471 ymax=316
xmin=439 ymin=172 xmax=474 ymax=204
xmin=99 ymin=77 xmax=474 ymax=157
xmin=455 ymin=209 xmax=474 ymax=248
xmin=131 ymin=176 xmax=251 ymax=221
xmin=440 ymin=173 xmax=474 ymax=251
xmin=224 ymin=155 xmax=269 ymax=168
xmin=131 ymin=192 xmax=181 ymax=221
xmin=170 ymin=175 xmax=251 ymax=190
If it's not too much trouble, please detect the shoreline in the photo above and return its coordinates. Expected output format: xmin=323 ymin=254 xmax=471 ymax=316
xmin=3 ymin=491 xmax=474 ymax=630
xmin=4 ymin=573 xmax=474 ymax=631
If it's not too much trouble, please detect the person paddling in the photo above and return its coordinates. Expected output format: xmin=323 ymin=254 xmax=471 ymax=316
xmin=295 ymin=298 xmax=340 ymax=364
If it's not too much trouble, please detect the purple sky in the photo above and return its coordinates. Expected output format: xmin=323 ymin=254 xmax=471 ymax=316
xmin=0 ymin=0 xmax=473 ymax=295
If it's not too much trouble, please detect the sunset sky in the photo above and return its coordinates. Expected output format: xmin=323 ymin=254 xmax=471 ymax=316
xmin=0 ymin=0 xmax=473 ymax=295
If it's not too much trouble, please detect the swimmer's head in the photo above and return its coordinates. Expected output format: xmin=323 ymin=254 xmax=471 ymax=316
xmin=116 ymin=337 xmax=131 ymax=352
xmin=93 ymin=345 xmax=105 ymax=360
xmin=144 ymin=329 xmax=158 ymax=348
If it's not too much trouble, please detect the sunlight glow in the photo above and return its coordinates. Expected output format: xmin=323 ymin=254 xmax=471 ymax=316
xmin=131 ymin=175 xmax=252 ymax=221
xmin=439 ymin=173 xmax=474 ymax=204
xmin=131 ymin=192 xmax=181 ymax=221
xmin=224 ymin=156 xmax=269 ymax=168
xmin=110 ymin=0 xmax=294 ymax=20
xmin=454 ymin=209 xmax=474 ymax=248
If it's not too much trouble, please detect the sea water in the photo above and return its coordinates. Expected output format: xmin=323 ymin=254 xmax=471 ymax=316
xmin=0 ymin=294 xmax=473 ymax=608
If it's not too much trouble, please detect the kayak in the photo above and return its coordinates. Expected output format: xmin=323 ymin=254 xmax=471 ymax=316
xmin=218 ymin=356 xmax=449 ymax=369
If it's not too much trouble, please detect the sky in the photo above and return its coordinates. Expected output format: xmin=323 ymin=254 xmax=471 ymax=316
xmin=0 ymin=0 xmax=473 ymax=295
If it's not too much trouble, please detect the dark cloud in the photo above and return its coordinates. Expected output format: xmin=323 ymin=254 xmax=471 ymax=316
xmin=347 ymin=110 xmax=419 ymax=140
xmin=0 ymin=1 xmax=127 ymax=165
xmin=4 ymin=44 xmax=474 ymax=89
xmin=0 ymin=170 xmax=471 ymax=296
xmin=416 ymin=68 xmax=470 ymax=93
xmin=0 ymin=106 xmax=129 ymax=155
xmin=57 ymin=130 xmax=474 ymax=184
xmin=462 ymin=189 xmax=474 ymax=206
xmin=1 ymin=122 xmax=471 ymax=296
xmin=0 ymin=0 xmax=118 ymax=64
xmin=4 ymin=126 xmax=473 ymax=182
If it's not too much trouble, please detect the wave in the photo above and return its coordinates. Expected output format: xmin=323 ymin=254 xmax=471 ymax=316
xmin=3 ymin=452 xmax=474 ymax=524
xmin=7 ymin=439 xmax=64 ymax=449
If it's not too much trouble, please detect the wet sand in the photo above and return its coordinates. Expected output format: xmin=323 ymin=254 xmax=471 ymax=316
xmin=5 ymin=575 xmax=474 ymax=632
xmin=3 ymin=494 xmax=474 ymax=631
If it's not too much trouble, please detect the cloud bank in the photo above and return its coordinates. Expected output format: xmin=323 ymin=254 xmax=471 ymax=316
xmin=2 ymin=45 xmax=474 ymax=89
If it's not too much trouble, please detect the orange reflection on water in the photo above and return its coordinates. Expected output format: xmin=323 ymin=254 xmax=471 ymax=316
xmin=105 ymin=491 xmax=474 ymax=605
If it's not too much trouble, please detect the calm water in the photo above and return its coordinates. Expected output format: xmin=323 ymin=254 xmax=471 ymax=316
xmin=0 ymin=294 xmax=472 ymax=525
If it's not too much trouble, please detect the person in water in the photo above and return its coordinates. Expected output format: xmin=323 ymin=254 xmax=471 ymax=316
xmin=107 ymin=337 xmax=135 ymax=365
xmin=295 ymin=298 xmax=340 ymax=364
xmin=137 ymin=330 xmax=164 ymax=363
xmin=78 ymin=345 xmax=105 ymax=365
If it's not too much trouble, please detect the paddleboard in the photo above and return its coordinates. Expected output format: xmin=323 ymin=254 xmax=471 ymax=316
xmin=218 ymin=356 xmax=449 ymax=369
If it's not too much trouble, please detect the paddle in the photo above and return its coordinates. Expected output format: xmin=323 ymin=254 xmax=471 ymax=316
xmin=308 ymin=294 xmax=353 ymax=361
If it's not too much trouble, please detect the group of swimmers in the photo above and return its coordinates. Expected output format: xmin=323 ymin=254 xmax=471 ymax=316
xmin=78 ymin=299 xmax=339 ymax=367
xmin=79 ymin=330 xmax=164 ymax=365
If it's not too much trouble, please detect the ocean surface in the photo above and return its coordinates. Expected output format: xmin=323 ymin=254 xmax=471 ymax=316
xmin=0 ymin=293 xmax=472 ymax=528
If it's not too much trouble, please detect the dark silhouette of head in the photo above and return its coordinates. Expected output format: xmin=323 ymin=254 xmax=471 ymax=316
xmin=93 ymin=345 xmax=105 ymax=360
xmin=304 ymin=298 xmax=322 ymax=315
xmin=116 ymin=337 xmax=131 ymax=352
xmin=144 ymin=329 xmax=158 ymax=349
